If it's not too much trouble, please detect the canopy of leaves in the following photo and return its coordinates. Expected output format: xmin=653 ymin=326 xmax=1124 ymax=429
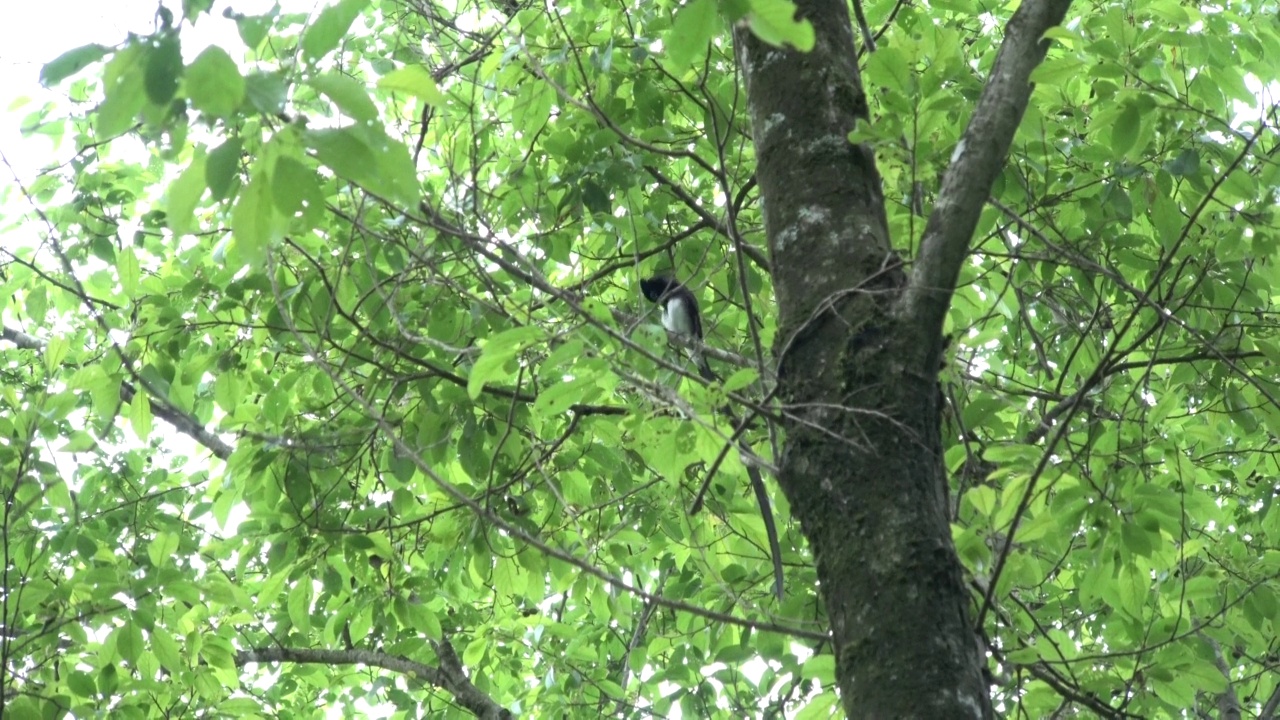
xmin=1 ymin=0 xmax=1278 ymax=717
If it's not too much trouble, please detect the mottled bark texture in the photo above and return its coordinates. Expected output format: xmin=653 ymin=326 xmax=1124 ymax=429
xmin=734 ymin=0 xmax=1073 ymax=715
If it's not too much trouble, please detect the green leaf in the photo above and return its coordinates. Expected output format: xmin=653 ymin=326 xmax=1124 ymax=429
xmin=115 ymin=621 xmax=143 ymax=663
xmin=1040 ymin=26 xmax=1082 ymax=47
xmin=799 ymin=653 xmax=835 ymax=681
xmin=244 ymin=72 xmax=288 ymax=116
xmin=1119 ymin=522 xmax=1155 ymax=557
xmin=97 ymin=664 xmax=119 ymax=695
xmin=1028 ymin=56 xmax=1085 ymax=87
xmin=376 ymin=65 xmax=446 ymax=105
xmin=721 ymin=368 xmax=759 ymax=392
xmin=303 ymin=126 xmax=375 ymax=181
xmin=283 ymin=460 xmax=313 ymax=505
xmin=43 ymin=336 xmax=70 ymax=372
xmin=1165 ymin=149 xmax=1200 ymax=177
xmin=1148 ymin=187 xmax=1182 ymax=247
xmin=256 ymin=570 xmax=290 ymax=610
xmin=213 ymin=371 xmax=241 ymax=413
xmin=967 ymin=485 xmax=997 ymax=517
xmin=865 ymin=46 xmax=913 ymax=95
xmin=147 ymin=531 xmax=180 ymax=568
xmin=3 ymin=696 xmax=41 ymax=720
xmin=183 ymin=0 xmax=214 ymax=18
xmin=403 ymin=599 xmax=443 ymax=640
xmin=60 ymin=431 xmax=99 ymax=453
xmin=40 ymin=44 xmax=111 ymax=86
xmin=1109 ymin=103 xmax=1141 ymax=157
xmin=218 ymin=699 xmax=266 ymax=714
xmin=67 ymin=671 xmax=97 ymax=698
xmin=301 ymin=0 xmax=370 ymax=61
xmin=130 ymin=395 xmax=153 ymax=439
xmin=270 ymin=156 xmax=322 ymax=218
xmin=512 ymin=82 xmax=553 ymax=137
xmin=303 ymin=126 xmax=420 ymax=207
xmin=794 ymin=692 xmax=839 ymax=720
xmin=185 ymin=46 xmax=245 ymax=118
xmin=230 ymin=171 xmax=285 ymax=267
xmin=166 ymin=152 xmax=207 ymax=236
xmin=116 ymin=246 xmax=140 ymax=297
xmin=205 ymin=138 xmax=243 ymax=201
xmin=97 ymin=45 xmax=147 ymax=138
xmin=144 ymin=32 xmax=183 ymax=105
xmin=234 ymin=10 xmax=275 ymax=50
xmin=201 ymin=636 xmax=237 ymax=675
xmin=287 ymin=581 xmax=312 ymax=634
xmin=309 ymin=72 xmax=380 ymax=123
xmin=1152 ymin=676 xmax=1196 ymax=706
xmin=534 ymin=376 xmax=597 ymax=416
xmin=666 ymin=0 xmax=718 ymax=70
xmin=581 ymin=178 xmax=611 ymax=216
xmin=1016 ymin=509 xmax=1058 ymax=542
xmin=462 ymin=635 xmax=486 ymax=667
xmin=152 ymin=628 xmax=183 ymax=671
xmin=468 ymin=327 xmax=543 ymax=399
xmin=747 ymin=0 xmax=814 ymax=51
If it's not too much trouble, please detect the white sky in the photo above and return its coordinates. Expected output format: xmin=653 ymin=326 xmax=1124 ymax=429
xmin=1 ymin=1 xmax=150 ymax=177
xmin=0 ymin=0 xmax=149 ymax=81
xmin=0 ymin=0 xmax=287 ymax=181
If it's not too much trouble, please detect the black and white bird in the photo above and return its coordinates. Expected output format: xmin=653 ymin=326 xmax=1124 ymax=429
xmin=639 ymin=274 xmax=785 ymax=600
xmin=640 ymin=275 xmax=716 ymax=381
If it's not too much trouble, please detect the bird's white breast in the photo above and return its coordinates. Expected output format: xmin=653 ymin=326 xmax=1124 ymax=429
xmin=663 ymin=297 xmax=696 ymax=337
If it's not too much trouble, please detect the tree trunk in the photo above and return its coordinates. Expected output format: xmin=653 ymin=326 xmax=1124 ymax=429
xmin=735 ymin=0 xmax=1072 ymax=714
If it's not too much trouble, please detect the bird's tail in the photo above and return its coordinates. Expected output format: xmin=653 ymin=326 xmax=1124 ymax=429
xmin=693 ymin=350 xmax=717 ymax=382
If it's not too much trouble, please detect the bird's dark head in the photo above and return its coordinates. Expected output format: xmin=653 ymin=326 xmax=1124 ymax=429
xmin=640 ymin=276 xmax=677 ymax=304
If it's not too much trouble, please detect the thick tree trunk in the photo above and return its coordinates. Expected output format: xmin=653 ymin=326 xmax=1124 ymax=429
xmin=734 ymin=0 xmax=1067 ymax=714
xmin=735 ymin=13 xmax=987 ymax=715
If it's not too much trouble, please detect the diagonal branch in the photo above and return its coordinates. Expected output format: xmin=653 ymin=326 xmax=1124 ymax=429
xmin=900 ymin=0 xmax=1075 ymax=362
xmin=2 ymin=325 xmax=236 ymax=460
xmin=237 ymin=642 xmax=511 ymax=720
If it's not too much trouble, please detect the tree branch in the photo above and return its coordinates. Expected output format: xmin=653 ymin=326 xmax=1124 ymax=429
xmin=237 ymin=643 xmax=511 ymax=720
xmin=2 ymin=325 xmax=235 ymax=460
xmin=1202 ymin=633 xmax=1242 ymax=720
xmin=644 ymin=165 xmax=771 ymax=273
xmin=900 ymin=0 xmax=1074 ymax=363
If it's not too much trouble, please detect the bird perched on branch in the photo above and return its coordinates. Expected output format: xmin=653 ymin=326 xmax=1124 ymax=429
xmin=639 ymin=275 xmax=716 ymax=381
xmin=639 ymin=274 xmax=784 ymax=600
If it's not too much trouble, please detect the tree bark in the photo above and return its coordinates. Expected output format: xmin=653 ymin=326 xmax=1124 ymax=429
xmin=734 ymin=0 xmax=1073 ymax=715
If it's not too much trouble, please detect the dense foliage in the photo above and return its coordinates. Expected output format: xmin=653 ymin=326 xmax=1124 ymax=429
xmin=2 ymin=0 xmax=1279 ymax=716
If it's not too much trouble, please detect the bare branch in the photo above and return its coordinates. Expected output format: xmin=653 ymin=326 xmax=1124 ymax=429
xmin=237 ymin=642 xmax=511 ymax=720
xmin=3 ymin=325 xmax=235 ymax=460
